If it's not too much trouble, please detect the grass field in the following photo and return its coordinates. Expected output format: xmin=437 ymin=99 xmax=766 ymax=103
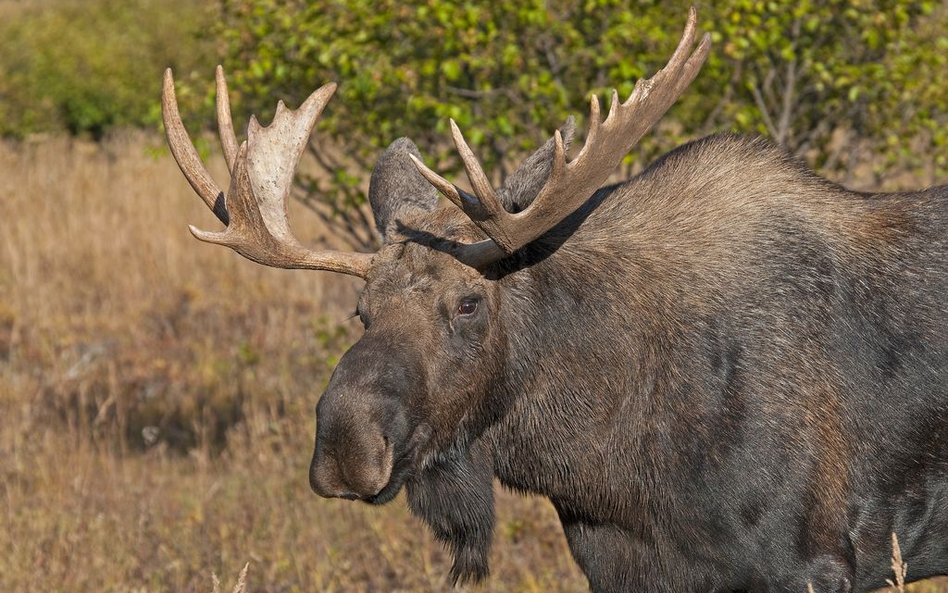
xmin=0 ymin=134 xmax=944 ymax=592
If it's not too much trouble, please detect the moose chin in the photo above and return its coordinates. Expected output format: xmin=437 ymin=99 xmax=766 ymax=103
xmin=161 ymin=7 xmax=947 ymax=593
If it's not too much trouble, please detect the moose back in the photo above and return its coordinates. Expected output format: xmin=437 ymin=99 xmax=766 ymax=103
xmin=161 ymin=9 xmax=947 ymax=593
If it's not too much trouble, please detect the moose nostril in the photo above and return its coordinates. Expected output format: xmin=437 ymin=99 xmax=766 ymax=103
xmin=311 ymin=467 xmax=351 ymax=499
xmin=310 ymin=442 xmax=387 ymax=500
xmin=310 ymin=449 xmax=344 ymax=498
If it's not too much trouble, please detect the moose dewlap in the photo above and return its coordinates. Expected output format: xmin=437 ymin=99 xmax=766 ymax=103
xmin=161 ymin=8 xmax=947 ymax=593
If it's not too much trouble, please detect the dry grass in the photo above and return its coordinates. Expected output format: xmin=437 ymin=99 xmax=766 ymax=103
xmin=0 ymin=134 xmax=943 ymax=592
xmin=0 ymin=133 xmax=584 ymax=592
xmin=0 ymin=131 xmax=359 ymax=453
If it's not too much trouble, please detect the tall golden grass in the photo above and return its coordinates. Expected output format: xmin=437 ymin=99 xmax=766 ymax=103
xmin=0 ymin=134 xmax=943 ymax=592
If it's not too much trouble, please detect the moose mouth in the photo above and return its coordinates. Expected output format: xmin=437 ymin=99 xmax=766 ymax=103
xmin=362 ymin=423 xmax=432 ymax=505
xmin=363 ymin=452 xmax=414 ymax=504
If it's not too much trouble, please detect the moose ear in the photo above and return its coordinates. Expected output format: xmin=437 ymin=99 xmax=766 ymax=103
xmin=496 ymin=117 xmax=576 ymax=212
xmin=369 ymin=137 xmax=439 ymax=241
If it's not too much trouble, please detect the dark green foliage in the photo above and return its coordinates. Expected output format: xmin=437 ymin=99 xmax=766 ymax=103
xmin=1 ymin=1 xmax=944 ymax=241
xmin=213 ymin=0 xmax=946 ymax=246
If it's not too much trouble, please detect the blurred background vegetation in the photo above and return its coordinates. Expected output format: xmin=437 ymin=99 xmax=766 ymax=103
xmin=0 ymin=0 xmax=946 ymax=591
xmin=0 ymin=0 xmax=214 ymax=137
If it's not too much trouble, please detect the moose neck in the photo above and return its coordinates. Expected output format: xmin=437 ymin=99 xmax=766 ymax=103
xmin=483 ymin=210 xmax=698 ymax=521
xmin=474 ymin=134 xmax=856 ymax=524
xmin=479 ymin=142 xmax=782 ymax=524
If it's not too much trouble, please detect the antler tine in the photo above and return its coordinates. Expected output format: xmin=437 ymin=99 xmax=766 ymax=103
xmin=448 ymin=119 xmax=504 ymax=218
xmin=408 ymin=154 xmax=486 ymax=219
xmin=215 ymin=65 xmax=239 ymax=172
xmin=660 ymin=5 xmax=700 ymax=84
xmin=188 ymin=141 xmax=250 ymax=246
xmin=673 ymin=32 xmax=713 ymax=98
xmin=644 ymin=6 xmax=710 ymax=106
xmin=608 ymin=89 xmax=620 ymax=121
xmin=163 ymin=68 xmax=374 ymax=278
xmin=585 ymin=94 xmax=602 ymax=150
xmin=418 ymin=7 xmax=711 ymax=266
xmin=162 ymin=69 xmax=229 ymax=224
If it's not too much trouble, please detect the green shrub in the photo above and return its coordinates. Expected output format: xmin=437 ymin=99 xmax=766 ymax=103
xmin=211 ymin=0 xmax=946 ymax=246
xmin=0 ymin=0 xmax=214 ymax=138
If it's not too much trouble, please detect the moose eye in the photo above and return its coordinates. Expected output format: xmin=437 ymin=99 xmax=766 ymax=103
xmin=456 ymin=298 xmax=478 ymax=316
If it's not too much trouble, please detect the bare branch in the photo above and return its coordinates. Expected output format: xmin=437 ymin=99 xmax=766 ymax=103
xmin=750 ymin=81 xmax=781 ymax=141
xmin=775 ymin=18 xmax=802 ymax=146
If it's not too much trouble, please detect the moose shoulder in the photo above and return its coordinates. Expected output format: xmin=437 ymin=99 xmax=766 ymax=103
xmin=161 ymin=8 xmax=947 ymax=593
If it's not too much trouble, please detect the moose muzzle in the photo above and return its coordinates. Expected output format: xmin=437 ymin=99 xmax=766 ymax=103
xmin=309 ymin=408 xmax=394 ymax=499
xmin=309 ymin=332 xmax=422 ymax=502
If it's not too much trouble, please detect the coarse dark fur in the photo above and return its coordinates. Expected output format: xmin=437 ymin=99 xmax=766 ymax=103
xmin=309 ymin=132 xmax=947 ymax=593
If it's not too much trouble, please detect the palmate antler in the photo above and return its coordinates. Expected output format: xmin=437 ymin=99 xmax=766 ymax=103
xmin=162 ymin=66 xmax=373 ymax=277
xmin=411 ymin=7 xmax=711 ymax=268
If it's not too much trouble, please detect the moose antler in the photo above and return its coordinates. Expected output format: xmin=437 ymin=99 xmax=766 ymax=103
xmin=411 ymin=7 xmax=712 ymax=267
xmin=162 ymin=66 xmax=374 ymax=278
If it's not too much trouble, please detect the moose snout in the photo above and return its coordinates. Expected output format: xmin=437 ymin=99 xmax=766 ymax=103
xmin=310 ymin=428 xmax=394 ymax=500
xmin=310 ymin=331 xmax=421 ymax=501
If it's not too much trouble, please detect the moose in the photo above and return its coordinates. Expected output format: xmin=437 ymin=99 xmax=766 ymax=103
xmin=161 ymin=8 xmax=947 ymax=593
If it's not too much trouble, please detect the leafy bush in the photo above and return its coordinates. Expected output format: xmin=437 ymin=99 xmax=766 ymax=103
xmin=1 ymin=0 xmax=943 ymax=241
xmin=711 ymin=0 xmax=948 ymax=179
xmin=211 ymin=0 xmax=946 ymax=246
xmin=0 ymin=0 xmax=213 ymax=138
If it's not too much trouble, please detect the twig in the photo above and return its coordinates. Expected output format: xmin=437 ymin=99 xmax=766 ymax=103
xmin=750 ymin=80 xmax=780 ymax=140
xmin=776 ymin=18 xmax=803 ymax=146
xmin=886 ymin=532 xmax=907 ymax=593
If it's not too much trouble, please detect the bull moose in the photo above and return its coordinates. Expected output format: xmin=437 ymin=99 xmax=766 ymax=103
xmin=161 ymin=8 xmax=947 ymax=593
